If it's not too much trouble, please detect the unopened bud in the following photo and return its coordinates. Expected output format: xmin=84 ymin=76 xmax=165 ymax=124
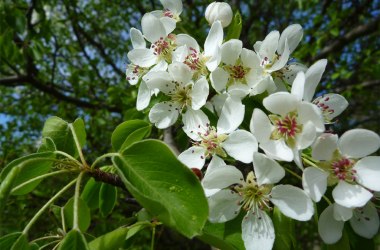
xmin=205 ymin=2 xmax=233 ymax=28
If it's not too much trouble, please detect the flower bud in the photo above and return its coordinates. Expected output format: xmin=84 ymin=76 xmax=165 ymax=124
xmin=205 ymin=2 xmax=233 ymax=28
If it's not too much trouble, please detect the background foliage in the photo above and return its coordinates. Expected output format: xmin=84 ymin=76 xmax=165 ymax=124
xmin=1 ymin=0 xmax=379 ymax=249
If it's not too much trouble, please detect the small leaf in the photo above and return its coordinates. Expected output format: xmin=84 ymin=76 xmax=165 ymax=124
xmin=198 ymin=213 xmax=245 ymax=250
xmin=112 ymin=139 xmax=208 ymax=238
xmin=11 ymin=234 xmax=30 ymax=250
xmin=81 ymin=178 xmax=101 ymax=209
xmin=99 ymin=183 xmax=117 ymax=217
xmin=64 ymin=197 xmax=91 ymax=232
xmin=111 ymin=120 xmax=151 ymax=151
xmin=58 ymin=229 xmax=89 ymax=250
xmin=0 ymin=152 xmax=55 ymax=195
xmin=38 ymin=137 xmax=57 ymax=153
xmin=88 ymin=222 xmax=151 ymax=250
xmin=225 ymin=11 xmax=242 ymax=41
xmin=0 ymin=167 xmax=20 ymax=215
xmin=0 ymin=232 xmax=22 ymax=250
xmin=272 ymin=207 xmax=296 ymax=250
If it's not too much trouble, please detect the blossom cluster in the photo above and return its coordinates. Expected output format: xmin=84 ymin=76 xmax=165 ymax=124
xmin=126 ymin=1 xmax=380 ymax=249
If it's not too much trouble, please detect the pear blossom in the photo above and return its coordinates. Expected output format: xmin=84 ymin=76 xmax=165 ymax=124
xmin=176 ymin=20 xmax=223 ymax=78
xmin=250 ymin=72 xmax=325 ymax=165
xmin=312 ymin=94 xmax=349 ymax=123
xmin=150 ymin=0 xmax=183 ymax=34
xmin=302 ymin=130 xmax=380 ymax=208
xmin=252 ymin=24 xmax=303 ymax=92
xmin=211 ymin=39 xmax=269 ymax=98
xmin=318 ymin=202 xmax=379 ymax=244
xmin=144 ymin=62 xmax=209 ymax=128
xmin=203 ymin=152 xmax=314 ymax=250
xmin=205 ymin=2 xmax=233 ymax=28
xmin=178 ymin=98 xmax=258 ymax=169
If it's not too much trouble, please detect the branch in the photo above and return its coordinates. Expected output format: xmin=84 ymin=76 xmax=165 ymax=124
xmin=0 ymin=75 xmax=27 ymax=87
xmin=312 ymin=16 xmax=380 ymax=61
xmin=87 ymin=168 xmax=127 ymax=191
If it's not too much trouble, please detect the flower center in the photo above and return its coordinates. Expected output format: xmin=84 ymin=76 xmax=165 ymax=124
xmin=223 ymin=61 xmax=250 ymax=85
xmin=126 ymin=64 xmax=148 ymax=82
xmin=233 ymin=172 xmax=272 ymax=212
xmin=163 ymin=9 xmax=180 ymax=21
xmin=167 ymin=82 xmax=192 ymax=108
xmin=312 ymin=96 xmax=335 ymax=123
xmin=151 ymin=34 xmax=176 ymax=62
xmin=193 ymin=125 xmax=228 ymax=158
xmin=330 ymin=157 xmax=356 ymax=183
xmin=269 ymin=112 xmax=303 ymax=148
xmin=184 ymin=47 xmax=208 ymax=78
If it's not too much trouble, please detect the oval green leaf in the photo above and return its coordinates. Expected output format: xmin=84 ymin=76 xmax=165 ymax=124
xmin=99 ymin=183 xmax=117 ymax=217
xmin=0 ymin=167 xmax=20 ymax=214
xmin=112 ymin=139 xmax=208 ymax=238
xmin=225 ymin=11 xmax=242 ymax=41
xmin=272 ymin=206 xmax=296 ymax=250
xmin=64 ymin=197 xmax=91 ymax=232
xmin=81 ymin=178 xmax=102 ymax=209
xmin=111 ymin=120 xmax=151 ymax=151
xmin=38 ymin=137 xmax=57 ymax=153
xmin=58 ymin=229 xmax=89 ymax=250
xmin=0 ymin=232 xmax=22 ymax=250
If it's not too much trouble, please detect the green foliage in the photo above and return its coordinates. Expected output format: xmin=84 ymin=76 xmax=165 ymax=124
xmin=99 ymin=183 xmax=117 ymax=217
xmin=272 ymin=207 xmax=296 ymax=250
xmin=63 ymin=197 xmax=91 ymax=232
xmin=111 ymin=120 xmax=151 ymax=152
xmin=81 ymin=178 xmax=101 ymax=209
xmin=112 ymin=139 xmax=208 ymax=238
xmin=226 ymin=11 xmax=242 ymax=41
xmin=58 ymin=229 xmax=90 ymax=250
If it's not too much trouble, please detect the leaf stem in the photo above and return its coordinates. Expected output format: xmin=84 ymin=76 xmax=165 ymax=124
xmin=11 ymin=170 xmax=72 ymax=194
xmin=283 ymin=166 xmax=302 ymax=181
xmin=22 ymin=178 xmax=77 ymax=235
xmin=150 ymin=225 xmax=156 ymax=250
xmin=90 ymin=152 xmax=120 ymax=170
xmin=55 ymin=150 xmax=82 ymax=166
xmin=73 ymin=172 xmax=85 ymax=230
xmin=68 ymin=124 xmax=87 ymax=167
xmin=30 ymin=235 xmax=61 ymax=243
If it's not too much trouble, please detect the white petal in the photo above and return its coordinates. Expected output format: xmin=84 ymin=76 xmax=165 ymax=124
xmin=208 ymin=189 xmax=241 ymax=223
xmin=312 ymin=133 xmax=338 ymax=161
xmin=250 ymin=108 xmax=273 ymax=143
xmin=302 ymin=167 xmax=328 ymax=202
xmin=136 ymin=81 xmax=151 ymax=111
xmin=172 ymin=44 xmax=188 ymax=62
xmin=211 ymin=93 xmax=228 ymax=116
xmin=217 ymin=97 xmax=245 ymax=134
xmin=159 ymin=16 xmax=176 ymax=35
xmin=349 ymin=202 xmax=380 ymax=239
xmin=178 ymin=146 xmax=206 ymax=169
xmin=205 ymin=48 xmax=222 ymax=72
xmin=248 ymin=74 xmax=271 ymax=96
xmin=204 ymin=21 xmax=223 ymax=57
xmin=333 ymin=203 xmax=353 ymax=221
xmin=270 ymin=185 xmax=314 ymax=221
xmin=221 ymin=39 xmax=242 ymax=65
xmin=259 ymin=30 xmax=280 ymax=61
xmin=313 ymin=94 xmax=349 ymax=120
xmin=202 ymin=165 xmax=243 ymax=190
xmin=128 ymin=48 xmax=156 ymax=68
xmin=143 ymin=71 xmax=172 ymax=94
xmin=297 ymin=102 xmax=325 ymax=133
xmin=278 ymin=24 xmax=303 ymax=54
xmin=253 ymin=152 xmax=285 ymax=186
xmin=191 ymin=76 xmax=209 ymax=110
xmin=354 ymin=156 xmax=380 ymax=191
xmin=168 ymin=62 xmax=193 ymax=84
xmin=296 ymin=121 xmax=317 ymax=150
xmin=263 ymin=92 xmax=299 ymax=116
xmin=253 ymin=41 xmax=262 ymax=53
xmin=339 ymin=129 xmax=380 ymax=159
xmin=241 ymin=48 xmax=260 ymax=68
xmin=318 ymin=204 xmax=345 ymax=244
xmin=141 ymin=13 xmax=167 ymax=43
xmin=130 ymin=28 xmax=146 ymax=49
xmin=303 ymin=59 xmax=327 ymax=102
xmin=150 ymin=59 xmax=168 ymax=72
xmin=332 ymin=181 xmax=373 ymax=208
xmin=206 ymin=155 xmax=226 ymax=173
xmin=269 ymin=39 xmax=290 ymax=72
xmin=242 ymin=210 xmax=275 ymax=250
xmin=149 ymin=102 xmax=180 ymax=129
xmin=182 ymin=109 xmax=209 ymax=141
xmin=281 ymin=62 xmax=308 ymax=85
xmin=260 ymin=140 xmax=294 ymax=162
xmin=222 ymin=130 xmax=258 ymax=163
xmin=161 ymin=0 xmax=182 ymax=15
xmin=290 ymin=71 xmax=305 ymax=100
xmin=176 ymin=34 xmax=200 ymax=52
xmin=210 ymin=67 xmax=229 ymax=93
xmin=293 ymin=149 xmax=303 ymax=170
xmin=227 ymin=83 xmax=250 ymax=99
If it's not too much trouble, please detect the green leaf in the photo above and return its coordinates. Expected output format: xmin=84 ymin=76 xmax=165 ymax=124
xmin=0 ymin=232 xmax=22 ymax=250
xmin=111 ymin=120 xmax=151 ymax=151
xmin=11 ymin=234 xmax=30 ymax=250
xmin=81 ymin=178 xmax=101 ymax=209
xmin=64 ymin=197 xmax=91 ymax=232
xmin=0 ymin=152 xmax=55 ymax=195
xmin=198 ymin=213 xmax=245 ymax=250
xmin=88 ymin=222 xmax=151 ymax=250
xmin=272 ymin=207 xmax=296 ymax=250
xmin=58 ymin=229 xmax=90 ymax=250
xmin=42 ymin=117 xmax=86 ymax=157
xmin=112 ymin=139 xmax=208 ymax=238
xmin=37 ymin=137 xmax=57 ymax=153
xmin=0 ymin=166 xmax=20 ymax=215
xmin=225 ymin=11 xmax=242 ymax=41
xmin=99 ymin=183 xmax=117 ymax=217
